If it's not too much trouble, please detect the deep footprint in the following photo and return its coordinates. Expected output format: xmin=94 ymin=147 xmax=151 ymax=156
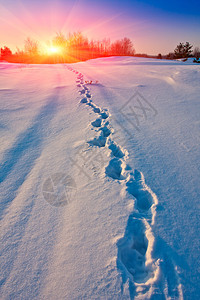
xmin=87 ymin=132 xmax=107 ymax=147
xmin=79 ymin=89 xmax=86 ymax=95
xmin=86 ymin=93 xmax=92 ymax=98
xmin=126 ymin=170 xmax=153 ymax=211
xmin=87 ymin=102 xmax=101 ymax=113
xmin=117 ymin=214 xmax=150 ymax=283
xmin=105 ymin=158 xmax=125 ymax=180
xmin=91 ymin=118 xmax=102 ymax=127
xmin=108 ymin=140 xmax=126 ymax=158
xmin=80 ymin=97 xmax=88 ymax=103
xmin=100 ymin=111 xmax=109 ymax=119
xmin=100 ymin=125 xmax=111 ymax=137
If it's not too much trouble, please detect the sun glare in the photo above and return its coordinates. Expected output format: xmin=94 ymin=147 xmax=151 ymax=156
xmin=47 ymin=46 xmax=60 ymax=55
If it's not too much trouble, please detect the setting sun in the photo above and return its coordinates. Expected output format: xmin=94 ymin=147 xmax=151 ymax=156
xmin=47 ymin=46 xmax=61 ymax=55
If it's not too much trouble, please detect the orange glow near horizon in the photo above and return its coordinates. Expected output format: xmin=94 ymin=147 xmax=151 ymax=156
xmin=46 ymin=46 xmax=61 ymax=55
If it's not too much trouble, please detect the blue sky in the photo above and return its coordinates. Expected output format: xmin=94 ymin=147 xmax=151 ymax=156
xmin=0 ymin=0 xmax=199 ymax=54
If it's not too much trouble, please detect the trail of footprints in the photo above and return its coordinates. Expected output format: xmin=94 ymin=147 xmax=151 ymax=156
xmin=66 ymin=66 xmax=181 ymax=298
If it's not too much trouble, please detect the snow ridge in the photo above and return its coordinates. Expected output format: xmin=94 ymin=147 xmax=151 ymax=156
xmin=66 ymin=65 xmax=183 ymax=299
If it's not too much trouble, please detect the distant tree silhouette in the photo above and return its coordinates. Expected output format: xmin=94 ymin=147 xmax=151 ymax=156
xmin=157 ymin=53 xmax=162 ymax=59
xmin=24 ymin=38 xmax=39 ymax=56
xmin=166 ymin=52 xmax=175 ymax=59
xmin=67 ymin=32 xmax=89 ymax=60
xmin=110 ymin=38 xmax=135 ymax=56
xmin=122 ymin=37 xmax=135 ymax=55
xmin=16 ymin=47 xmax=24 ymax=56
xmin=53 ymin=33 xmax=68 ymax=49
xmin=0 ymin=46 xmax=12 ymax=59
xmin=193 ymin=47 xmax=200 ymax=60
xmin=134 ymin=53 xmax=148 ymax=58
xmin=174 ymin=42 xmax=193 ymax=59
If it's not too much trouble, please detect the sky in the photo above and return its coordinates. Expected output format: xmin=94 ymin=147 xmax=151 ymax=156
xmin=0 ymin=0 xmax=200 ymax=55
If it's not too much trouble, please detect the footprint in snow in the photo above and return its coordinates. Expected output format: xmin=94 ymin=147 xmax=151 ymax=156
xmin=87 ymin=131 xmax=107 ymax=148
xmin=126 ymin=170 xmax=154 ymax=212
xmin=80 ymin=97 xmax=88 ymax=104
xmin=91 ymin=118 xmax=102 ymax=127
xmin=86 ymin=92 xmax=92 ymax=98
xmin=79 ymin=89 xmax=86 ymax=95
xmin=105 ymin=158 xmax=126 ymax=180
xmin=100 ymin=125 xmax=112 ymax=138
xmin=108 ymin=140 xmax=126 ymax=158
xmin=117 ymin=214 xmax=152 ymax=284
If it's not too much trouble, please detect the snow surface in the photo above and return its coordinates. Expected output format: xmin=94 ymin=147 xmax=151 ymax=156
xmin=0 ymin=57 xmax=200 ymax=300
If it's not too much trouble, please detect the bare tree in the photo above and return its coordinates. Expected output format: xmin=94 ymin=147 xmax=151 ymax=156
xmin=122 ymin=37 xmax=135 ymax=55
xmin=193 ymin=47 xmax=200 ymax=60
xmin=53 ymin=33 xmax=67 ymax=49
xmin=110 ymin=38 xmax=135 ymax=56
xmin=24 ymin=38 xmax=39 ymax=56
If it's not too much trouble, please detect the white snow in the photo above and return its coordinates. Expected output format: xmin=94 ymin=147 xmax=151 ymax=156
xmin=0 ymin=57 xmax=199 ymax=299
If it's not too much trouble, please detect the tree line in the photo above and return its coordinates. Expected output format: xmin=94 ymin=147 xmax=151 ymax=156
xmin=157 ymin=42 xmax=200 ymax=62
xmin=135 ymin=42 xmax=199 ymax=62
xmin=1 ymin=34 xmax=199 ymax=63
xmin=0 ymin=32 xmax=135 ymax=63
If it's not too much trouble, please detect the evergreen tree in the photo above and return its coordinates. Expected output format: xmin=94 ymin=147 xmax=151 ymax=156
xmin=174 ymin=42 xmax=193 ymax=59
